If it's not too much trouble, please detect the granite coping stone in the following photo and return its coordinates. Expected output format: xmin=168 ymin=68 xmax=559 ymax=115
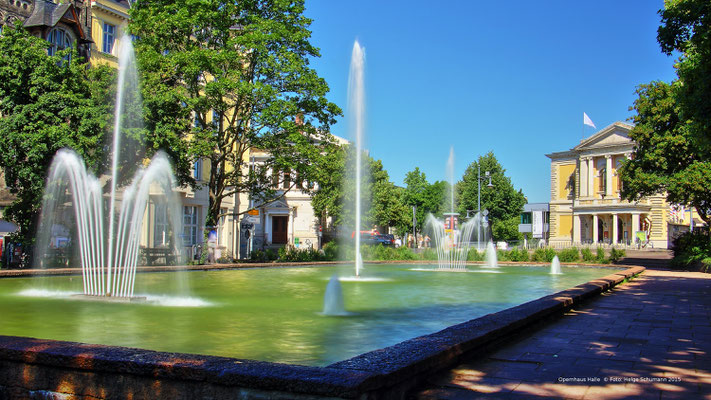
xmin=0 ymin=335 xmax=375 ymax=397
xmin=0 ymin=265 xmax=645 ymax=399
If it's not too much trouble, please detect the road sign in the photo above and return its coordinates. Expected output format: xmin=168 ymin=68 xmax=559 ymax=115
xmin=247 ymin=209 xmax=260 ymax=216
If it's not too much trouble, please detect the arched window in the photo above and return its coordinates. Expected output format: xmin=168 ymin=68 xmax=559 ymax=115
xmin=616 ymin=159 xmax=624 ymax=192
xmin=47 ymin=28 xmax=72 ymax=57
xmin=598 ymin=167 xmax=606 ymax=194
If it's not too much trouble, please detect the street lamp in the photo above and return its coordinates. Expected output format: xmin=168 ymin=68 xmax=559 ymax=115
xmin=477 ymin=164 xmax=494 ymax=250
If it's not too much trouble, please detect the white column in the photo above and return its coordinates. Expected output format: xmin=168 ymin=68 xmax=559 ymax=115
xmin=605 ymin=155 xmax=613 ymax=197
xmin=587 ymin=157 xmax=595 ymax=197
xmin=573 ymin=214 xmax=581 ymax=244
xmin=631 ymin=213 xmax=640 ymax=242
xmin=612 ymin=213 xmax=618 ymax=245
xmin=580 ymin=158 xmax=588 ymax=197
xmin=592 ymin=214 xmax=599 ymax=243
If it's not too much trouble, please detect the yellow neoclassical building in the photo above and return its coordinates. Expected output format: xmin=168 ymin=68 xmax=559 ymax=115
xmin=547 ymin=122 xmax=672 ymax=248
xmin=89 ymin=0 xmax=130 ymax=68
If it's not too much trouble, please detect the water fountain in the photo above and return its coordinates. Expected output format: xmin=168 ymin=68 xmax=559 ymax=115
xmin=35 ymin=34 xmax=184 ymax=298
xmin=322 ymin=274 xmax=348 ymax=316
xmin=424 ymin=148 xmax=491 ymax=270
xmin=349 ymin=41 xmax=366 ymax=278
xmin=485 ymin=241 xmax=498 ymax=268
xmin=550 ymin=255 xmax=562 ymax=275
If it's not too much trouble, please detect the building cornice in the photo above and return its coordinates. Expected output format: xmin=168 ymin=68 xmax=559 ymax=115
xmin=91 ymin=1 xmax=130 ymax=21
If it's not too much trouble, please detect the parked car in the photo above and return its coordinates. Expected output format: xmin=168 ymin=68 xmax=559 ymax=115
xmin=350 ymin=231 xmax=379 ymax=245
xmin=375 ymin=234 xmax=395 ymax=246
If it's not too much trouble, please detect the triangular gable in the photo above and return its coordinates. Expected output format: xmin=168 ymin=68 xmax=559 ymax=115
xmin=56 ymin=5 xmax=87 ymax=40
xmin=265 ymin=199 xmax=289 ymax=209
xmin=573 ymin=122 xmax=633 ymax=151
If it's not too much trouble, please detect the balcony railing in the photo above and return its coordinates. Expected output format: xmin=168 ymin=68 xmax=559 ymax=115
xmin=574 ymin=197 xmax=650 ymax=207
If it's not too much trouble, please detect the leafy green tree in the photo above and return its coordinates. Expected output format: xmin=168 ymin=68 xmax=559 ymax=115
xmin=457 ymin=152 xmax=526 ymax=241
xmin=370 ymin=159 xmax=409 ymax=231
xmin=401 ymin=168 xmax=447 ymax=231
xmin=311 ymin=142 xmax=345 ymax=228
xmin=312 ymin=144 xmax=407 ymax=231
xmin=619 ymin=0 xmax=711 ymax=224
xmin=657 ymin=0 xmax=711 ymax=148
xmin=0 ymin=24 xmax=114 ymax=247
xmin=129 ymin=0 xmax=341 ymax=227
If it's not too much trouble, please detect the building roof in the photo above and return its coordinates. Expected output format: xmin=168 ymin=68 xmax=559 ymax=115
xmin=24 ymin=0 xmax=90 ymax=42
xmin=546 ymin=121 xmax=634 ymax=159
xmin=573 ymin=121 xmax=633 ymax=152
xmin=523 ymin=203 xmax=550 ymax=212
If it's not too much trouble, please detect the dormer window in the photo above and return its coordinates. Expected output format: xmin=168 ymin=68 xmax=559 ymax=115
xmin=47 ymin=28 xmax=72 ymax=57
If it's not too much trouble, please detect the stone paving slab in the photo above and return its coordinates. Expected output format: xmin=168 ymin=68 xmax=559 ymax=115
xmin=412 ymin=270 xmax=711 ymax=399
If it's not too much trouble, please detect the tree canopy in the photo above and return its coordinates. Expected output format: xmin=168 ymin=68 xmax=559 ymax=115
xmin=312 ymin=145 xmax=407 ymax=232
xmin=0 ymin=24 xmax=114 ymax=246
xmin=401 ymin=167 xmax=447 ymax=231
xmin=457 ymin=152 xmax=526 ymax=241
xmin=619 ymin=0 xmax=711 ymax=224
xmin=129 ymin=0 xmax=341 ymax=227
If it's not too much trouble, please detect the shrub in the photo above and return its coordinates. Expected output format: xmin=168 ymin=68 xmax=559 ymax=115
xmin=671 ymin=230 xmax=711 ymax=268
xmin=467 ymin=248 xmax=485 ymax=261
xmin=581 ymin=248 xmax=596 ymax=262
xmin=322 ymin=241 xmax=338 ymax=261
xmin=557 ymin=247 xmax=580 ymax=263
xmin=357 ymin=244 xmax=418 ymax=261
xmin=496 ymin=250 xmax=510 ymax=261
xmin=250 ymin=249 xmax=267 ymax=262
xmin=421 ymin=248 xmax=438 ymax=261
xmin=702 ymin=257 xmax=711 ymax=273
xmin=532 ymin=247 xmax=557 ymax=263
xmin=394 ymin=246 xmax=418 ymax=260
xmin=609 ymin=247 xmax=626 ymax=263
xmin=278 ymin=246 xmax=323 ymax=262
xmin=596 ymin=247 xmax=607 ymax=263
xmin=508 ymin=247 xmax=529 ymax=262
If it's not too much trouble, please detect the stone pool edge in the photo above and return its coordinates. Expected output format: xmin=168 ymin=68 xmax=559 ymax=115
xmin=0 ymin=265 xmax=645 ymax=399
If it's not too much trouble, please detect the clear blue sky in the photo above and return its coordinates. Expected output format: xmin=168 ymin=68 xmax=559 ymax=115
xmin=303 ymin=0 xmax=677 ymax=204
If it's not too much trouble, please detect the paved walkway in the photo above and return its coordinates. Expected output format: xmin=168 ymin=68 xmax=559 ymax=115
xmin=412 ymin=270 xmax=711 ymax=399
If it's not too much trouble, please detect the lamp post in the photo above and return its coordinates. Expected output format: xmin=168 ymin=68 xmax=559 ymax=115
xmin=477 ymin=164 xmax=493 ymax=250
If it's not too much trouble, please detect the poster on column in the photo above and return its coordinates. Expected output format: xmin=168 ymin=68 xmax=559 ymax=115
xmin=532 ymin=211 xmax=543 ymax=238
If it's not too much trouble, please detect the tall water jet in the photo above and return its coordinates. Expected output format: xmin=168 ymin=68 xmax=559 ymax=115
xmin=485 ymin=241 xmax=498 ymax=268
xmin=348 ymin=41 xmax=366 ymax=277
xmin=35 ymin=34 xmax=184 ymax=298
xmin=107 ymin=31 xmax=140 ymax=293
xmin=550 ymin=255 xmax=562 ymax=275
xmin=446 ymin=147 xmax=455 ymax=215
xmin=322 ymin=275 xmax=347 ymax=316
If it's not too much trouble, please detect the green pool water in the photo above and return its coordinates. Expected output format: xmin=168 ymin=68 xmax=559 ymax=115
xmin=0 ymin=264 xmax=618 ymax=366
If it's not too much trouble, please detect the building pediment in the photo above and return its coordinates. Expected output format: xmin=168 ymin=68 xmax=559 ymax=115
xmin=573 ymin=122 xmax=633 ymax=152
xmin=264 ymin=199 xmax=289 ymax=209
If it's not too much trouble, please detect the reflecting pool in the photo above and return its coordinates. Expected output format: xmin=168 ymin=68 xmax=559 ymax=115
xmin=0 ymin=264 xmax=619 ymax=366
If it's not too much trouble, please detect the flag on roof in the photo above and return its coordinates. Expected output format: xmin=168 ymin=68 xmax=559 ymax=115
xmin=583 ymin=112 xmax=596 ymax=129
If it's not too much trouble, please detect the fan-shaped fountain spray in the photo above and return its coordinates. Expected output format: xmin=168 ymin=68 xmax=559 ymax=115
xmin=35 ymin=34 xmax=184 ymax=298
xmin=425 ymin=148 xmax=492 ymax=270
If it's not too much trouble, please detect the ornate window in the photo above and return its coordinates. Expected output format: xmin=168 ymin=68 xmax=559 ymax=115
xmin=47 ymin=27 xmax=72 ymax=57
